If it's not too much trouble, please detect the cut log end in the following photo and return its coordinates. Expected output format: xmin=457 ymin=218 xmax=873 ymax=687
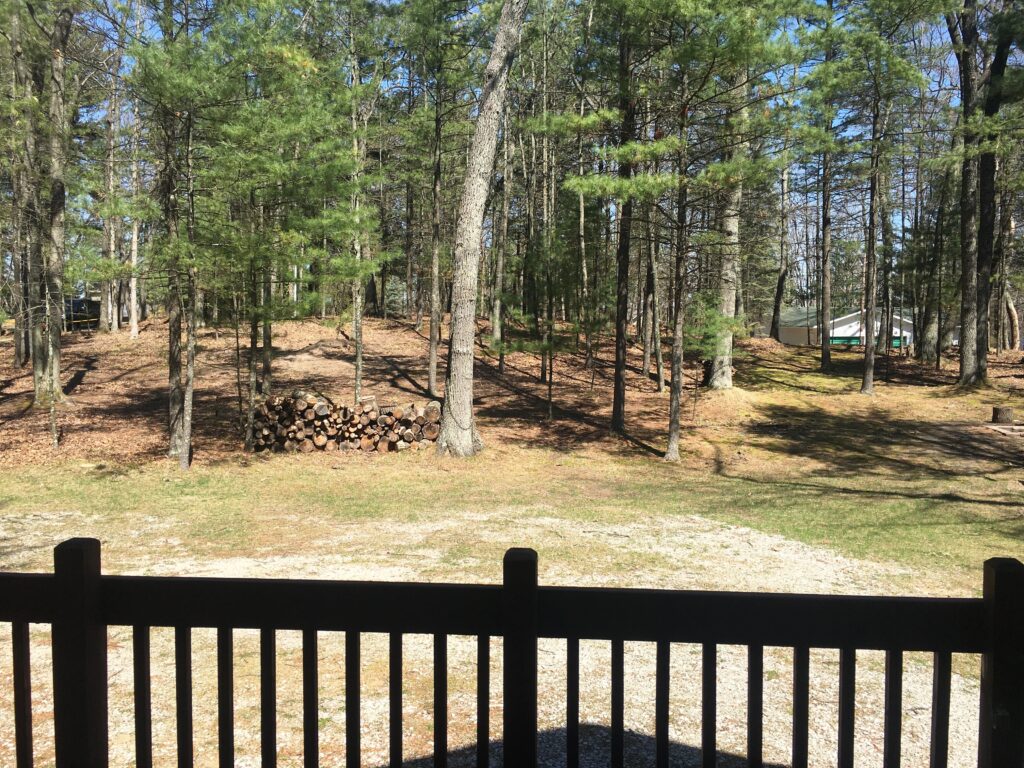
xmin=992 ymin=406 xmax=1014 ymax=425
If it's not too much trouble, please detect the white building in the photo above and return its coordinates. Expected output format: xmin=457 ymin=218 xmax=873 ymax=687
xmin=775 ymin=307 xmax=914 ymax=349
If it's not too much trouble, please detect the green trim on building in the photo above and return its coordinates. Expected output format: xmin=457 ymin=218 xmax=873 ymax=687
xmin=828 ymin=336 xmax=907 ymax=348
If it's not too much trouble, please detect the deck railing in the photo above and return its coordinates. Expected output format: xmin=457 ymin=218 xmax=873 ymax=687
xmin=1 ymin=538 xmax=1022 ymax=767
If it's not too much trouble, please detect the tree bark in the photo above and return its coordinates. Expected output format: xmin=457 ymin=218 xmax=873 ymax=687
xmin=101 ymin=39 xmax=123 ymax=334
xmin=819 ymin=0 xmax=835 ymax=370
xmin=1005 ymin=291 xmax=1019 ymax=352
xmin=946 ymin=6 xmax=979 ymax=386
xmin=42 ymin=7 xmax=74 ymax=407
xmin=975 ymin=33 xmax=1011 ymax=377
xmin=770 ymin=162 xmax=789 ymax=341
xmin=491 ymin=109 xmax=510 ymax=349
xmin=428 ymin=81 xmax=443 ymax=397
xmin=708 ymin=70 xmax=748 ymax=390
xmin=861 ymin=98 xmax=887 ymax=395
xmin=8 ymin=7 xmax=30 ymax=367
xmin=436 ymin=0 xmax=529 ymax=456
xmin=262 ymin=265 xmax=273 ymax=394
xmin=665 ymin=165 xmax=688 ymax=462
xmin=650 ymin=211 xmax=664 ymax=392
xmin=129 ymin=18 xmax=141 ymax=342
xmin=610 ymin=25 xmax=635 ymax=433
xmin=180 ymin=266 xmax=196 ymax=469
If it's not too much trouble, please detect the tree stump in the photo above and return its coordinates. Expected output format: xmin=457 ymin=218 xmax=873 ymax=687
xmin=993 ymin=406 xmax=1014 ymax=424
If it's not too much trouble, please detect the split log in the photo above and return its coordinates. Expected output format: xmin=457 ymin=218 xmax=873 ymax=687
xmin=424 ymin=401 xmax=441 ymax=423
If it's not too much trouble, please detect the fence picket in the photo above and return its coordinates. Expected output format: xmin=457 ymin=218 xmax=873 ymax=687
xmin=884 ymin=649 xmax=903 ymax=768
xmin=346 ymin=631 xmax=361 ymax=768
xmin=702 ymin=642 xmax=716 ymax=768
xmin=389 ymin=632 xmax=402 ymax=768
xmin=655 ymin=639 xmax=670 ymax=768
xmin=12 ymin=620 xmax=32 ymax=768
xmin=175 ymin=626 xmax=192 ymax=768
xmin=748 ymin=644 xmax=763 ymax=768
xmin=434 ymin=633 xmax=447 ymax=768
xmin=838 ymin=647 xmax=856 ymax=768
xmin=217 ymin=627 xmax=233 ymax=768
xmin=303 ymin=629 xmax=317 ymax=768
xmin=476 ymin=634 xmax=490 ymax=768
xmin=611 ymin=638 xmax=625 ymax=768
xmin=566 ymin=636 xmax=580 ymax=768
xmin=262 ymin=628 xmax=277 ymax=767
xmin=792 ymin=645 xmax=809 ymax=768
xmin=929 ymin=650 xmax=951 ymax=768
xmin=133 ymin=625 xmax=153 ymax=768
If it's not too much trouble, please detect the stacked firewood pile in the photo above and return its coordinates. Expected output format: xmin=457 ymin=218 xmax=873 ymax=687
xmin=252 ymin=392 xmax=441 ymax=453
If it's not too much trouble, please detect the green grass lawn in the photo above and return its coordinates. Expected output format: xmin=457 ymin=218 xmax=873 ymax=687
xmin=2 ymin=436 xmax=1020 ymax=594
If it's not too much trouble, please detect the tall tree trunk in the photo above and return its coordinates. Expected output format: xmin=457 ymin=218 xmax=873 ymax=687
xmin=577 ymin=8 xmax=593 ymax=367
xmin=42 ymin=8 xmax=74 ymax=407
xmin=349 ymin=26 xmax=367 ymax=404
xmin=244 ymin=261 xmax=259 ymax=451
xmin=436 ymin=0 xmax=529 ymax=457
xmin=947 ymin=6 xmax=979 ymax=385
xmin=165 ymin=201 xmax=184 ymax=456
xmin=129 ymin=28 xmax=141 ymax=341
xmin=881 ymin=188 xmax=895 ymax=375
xmin=262 ymin=265 xmax=272 ymax=394
xmin=610 ymin=26 xmax=634 ymax=433
xmin=180 ymin=266 xmax=196 ymax=469
xmin=1004 ymin=291 xmax=1019 ymax=352
xmin=14 ymin=7 xmax=50 ymax=399
xmin=770 ymin=162 xmax=789 ymax=341
xmin=101 ymin=42 xmax=123 ymax=334
xmin=975 ymin=35 xmax=1011 ymax=377
xmin=819 ymin=0 xmax=835 ymax=370
xmin=708 ymin=70 xmax=748 ymax=390
xmin=861 ymin=99 xmax=886 ymax=395
xmin=642 ymin=206 xmax=654 ymax=379
xmin=665 ymin=145 xmax=688 ymax=462
xmin=651 ymin=210 xmax=664 ymax=392
xmin=428 ymin=84 xmax=443 ymax=398
xmin=8 ymin=13 xmax=30 ymax=368
xmin=491 ymin=109 xmax=510 ymax=348
xmin=919 ymin=178 xmax=948 ymax=364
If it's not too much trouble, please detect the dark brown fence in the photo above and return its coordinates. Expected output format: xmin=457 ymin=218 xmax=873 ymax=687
xmin=1 ymin=538 xmax=1022 ymax=768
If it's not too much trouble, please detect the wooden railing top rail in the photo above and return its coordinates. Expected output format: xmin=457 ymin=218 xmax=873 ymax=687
xmin=537 ymin=586 xmax=987 ymax=651
xmin=0 ymin=569 xmax=988 ymax=652
xmin=0 ymin=573 xmax=56 ymax=624
xmin=101 ymin=576 xmax=504 ymax=634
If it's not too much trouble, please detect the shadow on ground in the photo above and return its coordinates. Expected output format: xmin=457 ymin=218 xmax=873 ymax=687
xmin=745 ymin=402 xmax=1024 ymax=481
xmin=376 ymin=724 xmax=784 ymax=767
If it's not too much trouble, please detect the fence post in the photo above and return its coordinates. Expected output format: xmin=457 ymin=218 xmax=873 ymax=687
xmin=503 ymin=548 xmax=538 ymax=768
xmin=978 ymin=557 xmax=1024 ymax=768
xmin=52 ymin=538 xmax=108 ymax=768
